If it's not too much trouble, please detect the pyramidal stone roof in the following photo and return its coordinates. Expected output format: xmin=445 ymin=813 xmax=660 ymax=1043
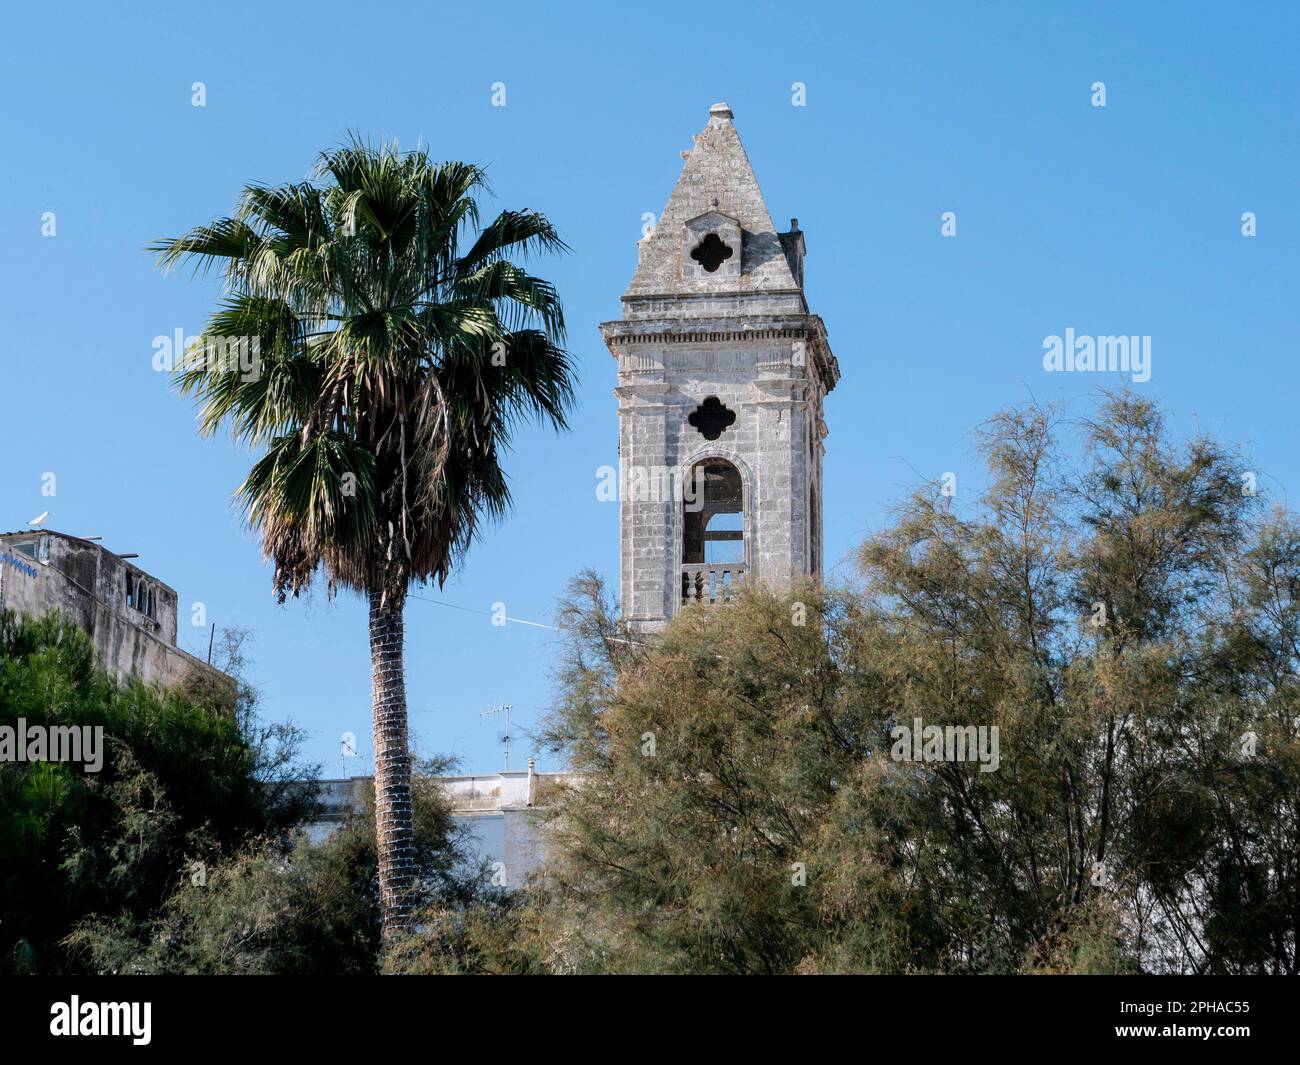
xmin=625 ymin=103 xmax=800 ymax=298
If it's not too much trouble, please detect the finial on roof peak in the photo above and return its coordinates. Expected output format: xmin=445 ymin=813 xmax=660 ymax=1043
xmin=708 ymin=101 xmax=733 ymax=121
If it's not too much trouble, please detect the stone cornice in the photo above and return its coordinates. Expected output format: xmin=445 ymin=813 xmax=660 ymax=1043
xmin=601 ymin=314 xmax=840 ymax=394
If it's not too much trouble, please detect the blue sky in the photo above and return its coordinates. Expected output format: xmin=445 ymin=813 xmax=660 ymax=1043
xmin=3 ymin=1 xmax=1298 ymax=778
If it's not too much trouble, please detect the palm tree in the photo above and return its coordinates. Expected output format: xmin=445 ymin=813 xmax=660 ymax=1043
xmin=151 ymin=138 xmax=575 ymax=942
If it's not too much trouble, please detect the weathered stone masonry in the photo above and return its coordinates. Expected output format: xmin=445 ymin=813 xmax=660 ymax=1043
xmin=600 ymin=103 xmax=841 ymax=630
xmin=0 ymin=528 xmax=232 ymax=692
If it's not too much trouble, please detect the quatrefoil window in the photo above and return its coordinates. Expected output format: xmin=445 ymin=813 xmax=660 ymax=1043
xmin=688 ymin=396 xmax=736 ymax=441
xmin=689 ymin=232 xmax=734 ymax=273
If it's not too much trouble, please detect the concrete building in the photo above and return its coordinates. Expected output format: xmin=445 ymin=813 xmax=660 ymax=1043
xmin=306 ymin=765 xmax=581 ymax=887
xmin=601 ymin=102 xmax=840 ymax=630
xmin=0 ymin=528 xmax=230 ymax=691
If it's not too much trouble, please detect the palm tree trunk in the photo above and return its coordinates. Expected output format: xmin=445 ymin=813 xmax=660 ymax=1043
xmin=368 ymin=585 xmax=414 ymax=942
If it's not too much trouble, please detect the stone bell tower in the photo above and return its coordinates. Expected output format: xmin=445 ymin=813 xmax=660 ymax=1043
xmin=600 ymin=102 xmax=840 ymax=631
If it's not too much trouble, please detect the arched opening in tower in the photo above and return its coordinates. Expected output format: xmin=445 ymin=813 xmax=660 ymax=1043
xmin=683 ymin=460 xmax=743 ymax=564
xmin=681 ymin=461 xmax=745 ymax=605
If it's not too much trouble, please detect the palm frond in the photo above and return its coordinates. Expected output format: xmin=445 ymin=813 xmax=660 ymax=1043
xmin=155 ymin=138 xmax=576 ymax=596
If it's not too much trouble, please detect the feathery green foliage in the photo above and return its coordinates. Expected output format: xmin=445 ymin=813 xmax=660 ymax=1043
xmin=0 ymin=611 xmax=313 ymax=974
xmin=68 ymin=766 xmax=483 ymax=975
xmin=514 ymin=392 xmax=1300 ymax=974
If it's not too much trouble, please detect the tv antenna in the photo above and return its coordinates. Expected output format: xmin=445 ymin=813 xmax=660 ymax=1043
xmin=340 ymin=731 xmax=358 ymax=778
xmin=481 ymin=703 xmax=513 ymax=772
